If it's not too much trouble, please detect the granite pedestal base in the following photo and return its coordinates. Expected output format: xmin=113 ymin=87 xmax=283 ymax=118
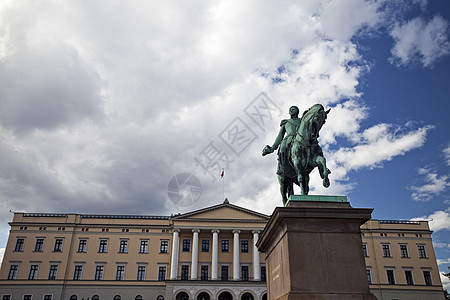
xmin=256 ymin=196 xmax=377 ymax=300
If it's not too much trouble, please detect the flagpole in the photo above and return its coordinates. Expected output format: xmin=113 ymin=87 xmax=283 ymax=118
xmin=222 ymin=168 xmax=225 ymax=201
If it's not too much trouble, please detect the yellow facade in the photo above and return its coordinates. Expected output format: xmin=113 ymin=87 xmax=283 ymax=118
xmin=0 ymin=202 xmax=444 ymax=300
xmin=362 ymin=220 xmax=444 ymax=299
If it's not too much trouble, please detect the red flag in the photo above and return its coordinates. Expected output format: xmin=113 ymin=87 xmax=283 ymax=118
xmin=220 ymin=169 xmax=224 ymax=178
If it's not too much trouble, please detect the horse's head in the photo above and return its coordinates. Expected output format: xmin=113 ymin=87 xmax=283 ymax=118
xmin=300 ymin=104 xmax=330 ymax=141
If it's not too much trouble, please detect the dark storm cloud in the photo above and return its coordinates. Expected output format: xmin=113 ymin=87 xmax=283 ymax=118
xmin=0 ymin=45 xmax=103 ymax=133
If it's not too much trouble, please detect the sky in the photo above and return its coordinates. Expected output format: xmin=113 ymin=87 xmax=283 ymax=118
xmin=0 ymin=0 xmax=449 ymax=289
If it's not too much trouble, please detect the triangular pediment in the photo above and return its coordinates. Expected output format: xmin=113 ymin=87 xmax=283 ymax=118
xmin=172 ymin=202 xmax=269 ymax=222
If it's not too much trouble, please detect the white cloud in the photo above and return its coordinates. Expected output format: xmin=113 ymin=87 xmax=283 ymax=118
xmin=442 ymin=272 xmax=450 ymax=291
xmin=437 ymin=258 xmax=450 ymax=265
xmin=412 ymin=209 xmax=450 ymax=232
xmin=434 ymin=242 xmax=450 ymax=249
xmin=0 ymin=248 xmax=4 ymax=268
xmin=390 ymin=15 xmax=450 ymax=68
xmin=319 ymin=0 xmax=380 ymax=41
xmin=329 ymin=124 xmax=432 ymax=171
xmin=409 ymin=168 xmax=449 ymax=202
xmin=444 ymin=143 xmax=450 ymax=167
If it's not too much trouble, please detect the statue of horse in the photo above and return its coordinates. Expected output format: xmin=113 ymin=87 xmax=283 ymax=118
xmin=277 ymin=104 xmax=331 ymax=204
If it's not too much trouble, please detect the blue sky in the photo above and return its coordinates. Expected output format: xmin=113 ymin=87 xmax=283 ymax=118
xmin=0 ymin=0 xmax=449 ymax=289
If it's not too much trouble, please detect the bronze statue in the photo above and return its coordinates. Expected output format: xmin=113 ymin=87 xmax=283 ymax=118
xmin=263 ymin=104 xmax=331 ymax=204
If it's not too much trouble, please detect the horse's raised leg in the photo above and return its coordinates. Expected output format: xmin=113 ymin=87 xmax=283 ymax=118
xmin=315 ymin=156 xmax=331 ymax=188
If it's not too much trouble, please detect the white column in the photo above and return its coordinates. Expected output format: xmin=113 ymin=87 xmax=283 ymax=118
xmin=170 ymin=229 xmax=180 ymax=280
xmin=191 ymin=229 xmax=200 ymax=279
xmin=211 ymin=230 xmax=219 ymax=280
xmin=252 ymin=230 xmax=261 ymax=280
xmin=233 ymin=230 xmax=240 ymax=280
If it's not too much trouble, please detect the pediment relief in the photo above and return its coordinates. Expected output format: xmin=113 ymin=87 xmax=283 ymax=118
xmin=172 ymin=203 xmax=269 ymax=222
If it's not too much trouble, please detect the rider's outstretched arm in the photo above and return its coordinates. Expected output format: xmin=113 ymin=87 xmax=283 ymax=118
xmin=262 ymin=124 xmax=285 ymax=156
xmin=271 ymin=125 xmax=285 ymax=151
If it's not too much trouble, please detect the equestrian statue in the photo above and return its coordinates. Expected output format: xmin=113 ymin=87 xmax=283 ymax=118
xmin=262 ymin=104 xmax=331 ymax=204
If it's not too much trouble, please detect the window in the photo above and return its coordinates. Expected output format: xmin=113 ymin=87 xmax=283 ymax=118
xmin=137 ymin=265 xmax=146 ymax=281
xmin=241 ymin=265 xmax=249 ymax=281
xmin=404 ymin=270 xmax=414 ymax=285
xmin=423 ymin=270 xmax=432 ymax=286
xmin=200 ymin=265 xmax=208 ymax=280
xmin=156 ymin=296 xmax=164 ymax=300
xmin=182 ymin=239 xmax=191 ymax=252
xmin=2 ymin=296 xmax=11 ymax=300
xmin=48 ymin=264 xmax=58 ymax=280
xmin=362 ymin=243 xmax=368 ymax=257
xmin=261 ymin=265 xmax=266 ymax=282
xmin=114 ymin=296 xmax=121 ymax=300
xmin=92 ymin=296 xmax=99 ymax=300
xmin=54 ymin=239 xmax=63 ymax=252
xmin=98 ymin=239 xmax=108 ymax=253
xmin=7 ymin=264 xmax=18 ymax=280
xmin=160 ymin=240 xmax=169 ymax=253
xmin=181 ymin=265 xmax=189 ymax=280
xmin=382 ymin=244 xmax=391 ymax=257
xmin=94 ymin=265 xmax=104 ymax=280
xmin=14 ymin=238 xmax=25 ymax=252
xmin=28 ymin=264 xmax=39 ymax=280
xmin=386 ymin=269 xmax=395 ymax=285
xmin=158 ymin=266 xmax=166 ymax=281
xmin=34 ymin=238 xmax=44 ymax=252
xmin=44 ymin=296 xmax=53 ymax=300
xmin=69 ymin=295 xmax=77 ymax=300
xmin=73 ymin=265 xmax=83 ymax=280
xmin=139 ymin=240 xmax=149 ymax=253
xmin=221 ymin=265 xmax=229 ymax=281
xmin=135 ymin=296 xmax=143 ymax=300
xmin=241 ymin=240 xmax=249 ymax=253
xmin=366 ymin=268 xmax=372 ymax=284
xmin=119 ymin=240 xmax=128 ymax=253
xmin=418 ymin=245 xmax=427 ymax=258
xmin=201 ymin=239 xmax=209 ymax=252
xmin=77 ymin=239 xmax=87 ymax=252
xmin=399 ymin=244 xmax=409 ymax=258
xmin=116 ymin=265 xmax=125 ymax=280
xmin=221 ymin=239 xmax=229 ymax=252
xmin=23 ymin=296 xmax=32 ymax=300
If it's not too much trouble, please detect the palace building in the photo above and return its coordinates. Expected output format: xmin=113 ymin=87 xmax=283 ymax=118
xmin=0 ymin=200 xmax=444 ymax=300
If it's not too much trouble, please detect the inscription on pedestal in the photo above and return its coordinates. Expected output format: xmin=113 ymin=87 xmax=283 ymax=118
xmin=271 ymin=264 xmax=280 ymax=282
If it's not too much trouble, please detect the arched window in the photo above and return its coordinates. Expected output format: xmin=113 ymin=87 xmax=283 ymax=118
xmin=197 ymin=292 xmax=210 ymax=300
xmin=113 ymin=296 xmax=121 ymax=300
xmin=241 ymin=293 xmax=253 ymax=300
xmin=262 ymin=293 xmax=267 ymax=300
xmin=175 ymin=292 xmax=189 ymax=300
xmin=70 ymin=296 xmax=77 ymax=300
xmin=218 ymin=292 xmax=233 ymax=300
xmin=92 ymin=296 xmax=100 ymax=300
xmin=156 ymin=296 xmax=164 ymax=300
xmin=135 ymin=296 xmax=143 ymax=300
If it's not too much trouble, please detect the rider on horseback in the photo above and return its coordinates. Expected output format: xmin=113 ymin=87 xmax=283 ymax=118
xmin=262 ymin=105 xmax=301 ymax=176
xmin=263 ymin=104 xmax=331 ymax=202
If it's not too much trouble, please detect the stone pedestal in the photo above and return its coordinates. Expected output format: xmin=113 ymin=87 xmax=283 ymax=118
xmin=256 ymin=196 xmax=377 ymax=300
